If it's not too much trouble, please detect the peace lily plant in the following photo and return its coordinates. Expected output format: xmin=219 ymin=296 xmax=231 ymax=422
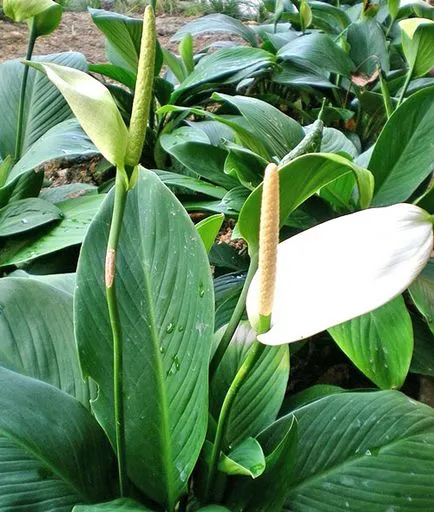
xmin=1 ymin=1 xmax=434 ymax=511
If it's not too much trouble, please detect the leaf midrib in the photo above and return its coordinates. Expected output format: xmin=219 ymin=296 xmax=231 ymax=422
xmin=137 ymin=181 xmax=175 ymax=510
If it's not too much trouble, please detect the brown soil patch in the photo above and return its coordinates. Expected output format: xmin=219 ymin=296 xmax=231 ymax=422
xmin=0 ymin=12 xmax=195 ymax=64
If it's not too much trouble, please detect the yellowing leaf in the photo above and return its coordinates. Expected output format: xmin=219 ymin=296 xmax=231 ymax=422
xmin=399 ymin=18 xmax=434 ymax=77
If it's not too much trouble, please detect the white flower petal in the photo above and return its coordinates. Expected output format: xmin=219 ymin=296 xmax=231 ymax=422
xmin=246 ymin=204 xmax=433 ymax=345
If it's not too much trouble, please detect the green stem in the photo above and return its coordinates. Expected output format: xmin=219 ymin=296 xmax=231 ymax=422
xmin=105 ymin=169 xmax=129 ymax=496
xmin=397 ymin=64 xmax=414 ymax=108
xmin=205 ymin=340 xmax=266 ymax=502
xmin=14 ymin=20 xmax=37 ymax=162
xmin=209 ymin=253 xmax=258 ymax=380
xmin=378 ymin=68 xmax=393 ymax=119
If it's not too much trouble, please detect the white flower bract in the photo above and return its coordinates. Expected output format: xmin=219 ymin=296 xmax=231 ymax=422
xmin=246 ymin=204 xmax=433 ymax=345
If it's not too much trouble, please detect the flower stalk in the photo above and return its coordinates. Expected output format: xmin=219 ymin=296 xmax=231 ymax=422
xmin=205 ymin=163 xmax=280 ymax=501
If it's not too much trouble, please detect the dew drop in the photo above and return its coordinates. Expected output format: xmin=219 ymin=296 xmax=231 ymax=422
xmin=166 ymin=322 xmax=174 ymax=334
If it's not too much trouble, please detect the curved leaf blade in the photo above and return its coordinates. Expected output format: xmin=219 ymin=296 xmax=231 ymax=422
xmin=75 ymin=169 xmax=214 ymax=508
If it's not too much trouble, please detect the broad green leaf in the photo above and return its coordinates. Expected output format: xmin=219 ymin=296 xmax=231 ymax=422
xmin=3 ymin=0 xmax=55 ymax=21
xmin=39 ymin=183 xmax=98 ymax=204
xmin=0 ymin=275 xmax=93 ymax=407
xmin=320 ymin=127 xmax=358 ymax=158
xmin=89 ymin=8 xmax=142 ymax=74
xmin=0 ymin=169 xmax=43 ymax=209
xmin=185 ymin=187 xmax=250 ymax=215
xmin=172 ymin=48 xmax=274 ymax=102
xmin=310 ymin=1 xmax=350 ymax=33
xmin=214 ymin=93 xmax=304 ymax=160
xmin=73 ymin=499 xmax=154 ymax=511
xmin=329 ymin=296 xmax=413 ymax=389
xmin=88 ymin=63 xmax=136 ymax=89
xmin=239 ymin=153 xmax=374 ymax=252
xmin=280 ymin=384 xmax=345 ymax=415
xmin=8 ymin=120 xmax=98 ymax=184
xmin=75 ymin=169 xmax=214 ymax=508
xmin=369 ymin=86 xmax=434 ymax=205
xmin=224 ymin=144 xmax=268 ymax=189
xmin=154 ymin=169 xmax=227 ymax=199
xmin=388 ymin=0 xmax=400 ymax=19
xmin=219 ymin=437 xmax=265 ymax=478
xmin=283 ymin=391 xmax=434 ymax=511
xmin=0 ymin=367 xmax=113 ymax=510
xmin=196 ymin=213 xmax=225 ymax=253
xmin=411 ymin=314 xmax=434 ymax=376
xmin=0 ymin=197 xmax=62 ymax=236
xmin=272 ymin=63 xmax=336 ymax=88
xmin=162 ymin=48 xmax=188 ymax=83
xmin=0 ymin=52 xmax=87 ymax=161
xmin=211 ymin=321 xmax=289 ymax=447
xmin=400 ymin=18 xmax=434 ymax=78
xmin=27 ymin=61 xmax=128 ymax=166
xmin=161 ymin=140 xmax=238 ymax=189
xmin=0 ymin=194 xmax=105 ymax=267
xmin=277 ymin=32 xmax=355 ymax=77
xmin=227 ymin=414 xmax=298 ymax=511
xmin=409 ymin=259 xmax=434 ymax=334
xmin=171 ymin=14 xmax=258 ymax=46
xmin=347 ymin=20 xmax=389 ymax=76
xmin=214 ymin=271 xmax=245 ymax=331
xmin=209 ymin=242 xmax=248 ymax=271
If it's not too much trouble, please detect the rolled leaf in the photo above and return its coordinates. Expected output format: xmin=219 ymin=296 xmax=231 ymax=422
xmin=247 ymin=204 xmax=433 ymax=345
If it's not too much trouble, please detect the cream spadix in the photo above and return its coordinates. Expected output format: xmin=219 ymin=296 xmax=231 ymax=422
xmin=246 ymin=204 xmax=433 ymax=345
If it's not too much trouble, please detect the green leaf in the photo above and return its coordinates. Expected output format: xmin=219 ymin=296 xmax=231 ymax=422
xmin=284 ymin=391 xmax=434 ymax=510
xmin=277 ymin=32 xmax=355 ymax=77
xmin=179 ymin=33 xmax=194 ymax=74
xmin=162 ymin=48 xmax=188 ymax=83
xmin=89 ymin=8 xmax=142 ymax=74
xmin=369 ymin=86 xmax=434 ymax=205
xmin=88 ymin=63 xmax=136 ymax=90
xmin=0 ymin=197 xmax=62 ymax=236
xmin=75 ymin=169 xmax=214 ymax=508
xmin=224 ymin=144 xmax=268 ymax=190
xmin=161 ymin=140 xmax=238 ymax=189
xmin=214 ymin=93 xmax=304 ymax=160
xmin=211 ymin=321 xmax=289 ymax=447
xmin=409 ymin=259 xmax=434 ymax=335
xmin=39 ymin=183 xmax=98 ymax=204
xmin=171 ymin=14 xmax=258 ymax=46
xmin=0 ymin=367 xmax=113 ymax=509
xmin=154 ymin=169 xmax=227 ymax=199
xmin=320 ymin=127 xmax=358 ymax=158
xmin=272 ymin=63 xmax=336 ymax=88
xmin=410 ymin=313 xmax=434 ymax=376
xmin=3 ymin=0 xmax=56 ymax=21
xmin=310 ymin=1 xmax=350 ymax=33
xmin=196 ymin=213 xmax=225 ymax=253
xmin=328 ymin=295 xmax=413 ymax=389
xmin=227 ymin=415 xmax=298 ymax=511
xmin=347 ymin=20 xmax=389 ymax=76
xmin=400 ymin=18 xmax=434 ymax=78
xmin=27 ymin=61 xmax=128 ymax=166
xmin=280 ymin=384 xmax=345 ymax=415
xmin=0 ymin=170 xmax=44 ymax=209
xmin=197 ymin=507 xmax=231 ymax=511
xmin=238 ymin=153 xmax=373 ymax=253
xmin=8 ymin=120 xmax=98 ymax=184
xmin=73 ymin=499 xmax=154 ymax=511
xmin=172 ymin=48 xmax=274 ymax=102
xmin=0 ymin=52 xmax=87 ymax=161
xmin=0 ymin=194 xmax=105 ymax=267
xmin=219 ymin=437 xmax=265 ymax=478
xmin=0 ymin=274 xmax=93 ymax=407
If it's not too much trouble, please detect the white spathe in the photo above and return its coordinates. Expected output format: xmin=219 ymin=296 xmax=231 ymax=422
xmin=246 ymin=204 xmax=433 ymax=345
xmin=27 ymin=62 xmax=129 ymax=167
